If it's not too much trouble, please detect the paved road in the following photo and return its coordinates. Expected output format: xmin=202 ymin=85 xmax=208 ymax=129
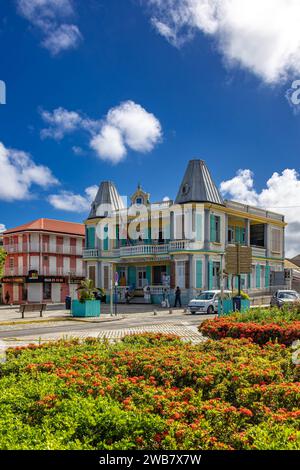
xmin=0 ymin=312 xmax=212 ymax=339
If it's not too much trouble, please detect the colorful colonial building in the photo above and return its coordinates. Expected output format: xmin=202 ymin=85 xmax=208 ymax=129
xmin=2 ymin=219 xmax=85 ymax=304
xmin=83 ymin=160 xmax=286 ymax=305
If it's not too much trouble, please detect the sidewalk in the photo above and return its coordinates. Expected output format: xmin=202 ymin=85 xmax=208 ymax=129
xmin=0 ymin=303 xmax=186 ymax=326
xmin=0 ymin=306 xmax=126 ymax=326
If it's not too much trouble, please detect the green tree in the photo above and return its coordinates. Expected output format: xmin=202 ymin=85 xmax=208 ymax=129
xmin=0 ymin=248 xmax=6 ymax=277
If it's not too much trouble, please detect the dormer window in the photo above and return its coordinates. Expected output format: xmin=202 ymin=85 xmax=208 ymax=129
xmin=182 ymin=183 xmax=190 ymax=195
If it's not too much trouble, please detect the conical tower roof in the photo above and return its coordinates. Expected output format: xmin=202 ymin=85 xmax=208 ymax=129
xmin=88 ymin=181 xmax=125 ymax=219
xmin=175 ymin=159 xmax=224 ymax=205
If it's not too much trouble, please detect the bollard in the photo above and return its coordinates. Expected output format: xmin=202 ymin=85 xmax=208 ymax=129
xmin=153 ymin=310 xmax=158 ymax=316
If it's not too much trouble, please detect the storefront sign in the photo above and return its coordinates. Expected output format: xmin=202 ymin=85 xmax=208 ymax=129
xmin=44 ymin=277 xmax=65 ymax=284
xmin=1 ymin=277 xmax=25 ymax=284
xmin=69 ymin=277 xmax=85 ymax=284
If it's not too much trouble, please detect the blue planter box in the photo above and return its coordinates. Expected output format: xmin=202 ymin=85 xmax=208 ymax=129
xmin=219 ymin=299 xmax=251 ymax=315
xmin=71 ymin=300 xmax=101 ymax=317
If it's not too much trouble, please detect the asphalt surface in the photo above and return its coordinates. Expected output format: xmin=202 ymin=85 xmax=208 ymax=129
xmin=0 ymin=313 xmax=212 ymax=339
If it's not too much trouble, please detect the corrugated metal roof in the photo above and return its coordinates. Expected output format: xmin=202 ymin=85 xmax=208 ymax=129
xmin=287 ymin=256 xmax=300 ymax=269
xmin=175 ymin=159 xmax=224 ymax=205
xmin=4 ymin=219 xmax=85 ymax=236
xmin=88 ymin=181 xmax=125 ymax=219
xmin=284 ymin=259 xmax=300 ymax=270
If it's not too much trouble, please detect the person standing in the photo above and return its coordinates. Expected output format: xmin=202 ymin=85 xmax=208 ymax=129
xmin=174 ymin=286 xmax=182 ymax=308
xmin=5 ymin=291 xmax=10 ymax=305
xmin=125 ymin=288 xmax=130 ymax=304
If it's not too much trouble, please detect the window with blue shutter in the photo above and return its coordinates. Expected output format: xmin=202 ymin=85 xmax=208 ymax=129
xmin=103 ymin=225 xmax=109 ymax=251
xmin=208 ymin=261 xmax=213 ymax=289
xmin=210 ymin=215 xmax=220 ymax=243
xmin=86 ymin=227 xmax=95 ymax=249
xmin=196 ymin=213 xmax=202 ymax=241
xmin=196 ymin=260 xmax=203 ymax=288
xmin=146 ymin=266 xmax=152 ymax=285
xmin=128 ymin=267 xmax=136 ymax=288
xmin=256 ymin=265 xmax=261 ymax=288
xmin=265 ymin=264 xmax=270 ymax=288
xmin=210 ymin=215 xmax=215 ymax=242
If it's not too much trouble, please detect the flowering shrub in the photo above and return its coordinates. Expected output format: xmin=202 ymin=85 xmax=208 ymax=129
xmin=199 ymin=317 xmax=300 ymax=345
xmin=0 ymin=334 xmax=299 ymax=450
xmin=230 ymin=306 xmax=300 ymax=324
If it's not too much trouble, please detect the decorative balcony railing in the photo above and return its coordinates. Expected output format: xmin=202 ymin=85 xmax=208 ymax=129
xmin=3 ymin=267 xmax=84 ymax=277
xmin=169 ymin=240 xmax=192 ymax=251
xmin=251 ymin=247 xmax=267 ymax=258
xmin=5 ymin=244 xmax=83 ymax=255
xmin=119 ymin=244 xmax=169 ymax=257
xmin=83 ymin=249 xmax=100 ymax=258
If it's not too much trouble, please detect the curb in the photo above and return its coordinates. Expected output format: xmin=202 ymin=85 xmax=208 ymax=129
xmin=0 ymin=315 xmax=124 ymax=327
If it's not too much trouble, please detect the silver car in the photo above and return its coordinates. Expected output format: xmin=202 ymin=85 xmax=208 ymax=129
xmin=270 ymin=290 xmax=300 ymax=308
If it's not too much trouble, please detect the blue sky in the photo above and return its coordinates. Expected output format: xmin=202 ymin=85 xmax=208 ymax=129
xmin=1 ymin=0 xmax=300 ymax=255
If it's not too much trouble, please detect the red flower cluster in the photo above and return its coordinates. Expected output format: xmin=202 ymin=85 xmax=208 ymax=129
xmin=199 ymin=318 xmax=300 ymax=345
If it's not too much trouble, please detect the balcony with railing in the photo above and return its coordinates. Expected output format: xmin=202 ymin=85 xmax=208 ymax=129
xmin=83 ymin=249 xmax=100 ymax=258
xmin=4 ymin=267 xmax=84 ymax=277
xmin=251 ymin=246 xmax=267 ymax=258
xmin=119 ymin=244 xmax=169 ymax=257
xmin=5 ymin=244 xmax=83 ymax=255
xmin=169 ymin=240 xmax=192 ymax=251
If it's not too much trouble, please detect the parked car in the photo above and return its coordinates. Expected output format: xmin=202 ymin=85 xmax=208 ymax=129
xmin=270 ymin=290 xmax=300 ymax=308
xmin=188 ymin=290 xmax=232 ymax=315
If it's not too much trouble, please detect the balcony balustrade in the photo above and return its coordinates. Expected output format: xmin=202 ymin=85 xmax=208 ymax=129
xmin=119 ymin=244 xmax=169 ymax=257
xmin=4 ymin=267 xmax=84 ymax=277
xmin=251 ymin=246 xmax=267 ymax=258
xmin=83 ymin=249 xmax=100 ymax=258
xmin=169 ymin=240 xmax=192 ymax=251
xmin=5 ymin=244 xmax=83 ymax=256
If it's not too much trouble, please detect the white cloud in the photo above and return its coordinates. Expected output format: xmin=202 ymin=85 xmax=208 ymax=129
xmin=40 ymin=101 xmax=162 ymax=163
xmin=16 ymin=0 xmax=82 ymax=55
xmin=106 ymin=101 xmax=162 ymax=153
xmin=41 ymin=24 xmax=82 ymax=55
xmin=220 ymin=168 xmax=300 ymax=257
xmin=0 ymin=224 xmax=6 ymax=233
xmin=0 ymin=141 xmax=58 ymax=201
xmin=146 ymin=0 xmax=300 ymax=84
xmin=90 ymin=125 xmax=126 ymax=164
xmin=72 ymin=145 xmax=85 ymax=155
xmin=90 ymin=101 xmax=162 ymax=163
xmin=48 ymin=185 xmax=98 ymax=212
xmin=40 ymin=107 xmax=83 ymax=140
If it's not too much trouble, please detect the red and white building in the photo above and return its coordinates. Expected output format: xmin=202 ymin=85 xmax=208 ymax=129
xmin=2 ymin=219 xmax=85 ymax=304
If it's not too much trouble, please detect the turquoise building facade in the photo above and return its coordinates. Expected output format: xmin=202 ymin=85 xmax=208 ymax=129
xmin=83 ymin=160 xmax=286 ymax=305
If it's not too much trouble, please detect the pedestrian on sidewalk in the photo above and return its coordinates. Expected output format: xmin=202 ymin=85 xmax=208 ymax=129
xmin=125 ymin=288 xmax=130 ymax=304
xmin=174 ymin=286 xmax=182 ymax=308
xmin=162 ymin=286 xmax=170 ymax=308
xmin=5 ymin=291 xmax=10 ymax=305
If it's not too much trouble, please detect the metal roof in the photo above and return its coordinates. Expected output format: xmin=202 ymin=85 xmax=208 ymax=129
xmin=88 ymin=181 xmax=125 ymax=219
xmin=3 ymin=219 xmax=85 ymax=236
xmin=175 ymin=159 xmax=224 ymax=205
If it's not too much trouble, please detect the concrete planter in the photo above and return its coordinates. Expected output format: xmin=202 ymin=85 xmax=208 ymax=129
xmin=71 ymin=300 xmax=101 ymax=317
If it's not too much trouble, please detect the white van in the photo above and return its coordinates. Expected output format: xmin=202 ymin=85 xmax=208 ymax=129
xmin=188 ymin=290 xmax=232 ymax=315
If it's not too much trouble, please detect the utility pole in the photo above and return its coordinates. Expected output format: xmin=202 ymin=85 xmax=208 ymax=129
xmin=219 ymin=253 xmax=225 ymax=317
xmin=110 ymin=278 xmax=113 ymax=317
xmin=237 ymin=243 xmax=241 ymax=297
